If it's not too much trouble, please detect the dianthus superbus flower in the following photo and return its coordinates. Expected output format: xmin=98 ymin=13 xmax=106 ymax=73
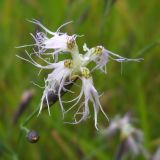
xmin=65 ymin=67 xmax=109 ymax=129
xmin=38 ymin=59 xmax=73 ymax=117
xmin=17 ymin=19 xmax=79 ymax=61
xmin=17 ymin=20 xmax=143 ymax=129
xmin=83 ymin=44 xmax=143 ymax=73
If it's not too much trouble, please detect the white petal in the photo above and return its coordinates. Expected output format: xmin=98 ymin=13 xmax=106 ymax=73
xmin=43 ymin=34 xmax=67 ymax=49
xmin=127 ymin=136 xmax=139 ymax=155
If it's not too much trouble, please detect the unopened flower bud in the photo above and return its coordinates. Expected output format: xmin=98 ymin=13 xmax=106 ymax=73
xmin=26 ymin=130 xmax=39 ymax=143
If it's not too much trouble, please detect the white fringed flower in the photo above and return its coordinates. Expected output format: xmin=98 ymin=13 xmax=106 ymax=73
xmin=18 ymin=19 xmax=79 ymax=61
xmin=30 ymin=19 xmax=79 ymax=61
xmin=83 ymin=44 xmax=143 ymax=73
xmin=66 ymin=67 xmax=109 ymax=130
xmin=38 ymin=59 xmax=73 ymax=117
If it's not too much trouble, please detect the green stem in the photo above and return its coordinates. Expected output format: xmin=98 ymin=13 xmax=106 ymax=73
xmin=21 ymin=106 xmax=39 ymax=127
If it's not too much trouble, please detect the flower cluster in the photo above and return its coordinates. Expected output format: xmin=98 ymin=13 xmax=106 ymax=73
xmin=17 ymin=19 xmax=143 ymax=129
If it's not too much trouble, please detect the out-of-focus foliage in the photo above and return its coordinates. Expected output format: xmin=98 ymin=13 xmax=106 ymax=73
xmin=0 ymin=0 xmax=160 ymax=159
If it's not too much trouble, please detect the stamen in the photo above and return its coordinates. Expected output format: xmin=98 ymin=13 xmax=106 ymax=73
xmin=67 ymin=36 xmax=76 ymax=50
xmin=92 ymin=46 xmax=103 ymax=55
xmin=64 ymin=59 xmax=73 ymax=68
xmin=81 ymin=67 xmax=91 ymax=79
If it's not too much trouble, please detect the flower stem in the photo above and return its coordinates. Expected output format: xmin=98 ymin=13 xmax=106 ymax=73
xmin=115 ymin=139 xmax=127 ymax=160
xmin=21 ymin=106 xmax=39 ymax=127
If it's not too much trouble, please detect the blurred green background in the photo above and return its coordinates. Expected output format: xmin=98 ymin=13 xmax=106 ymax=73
xmin=0 ymin=0 xmax=160 ymax=159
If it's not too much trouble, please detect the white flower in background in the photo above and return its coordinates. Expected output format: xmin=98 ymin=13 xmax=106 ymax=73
xmin=152 ymin=147 xmax=160 ymax=160
xmin=17 ymin=20 xmax=143 ymax=129
xmin=101 ymin=113 xmax=149 ymax=158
